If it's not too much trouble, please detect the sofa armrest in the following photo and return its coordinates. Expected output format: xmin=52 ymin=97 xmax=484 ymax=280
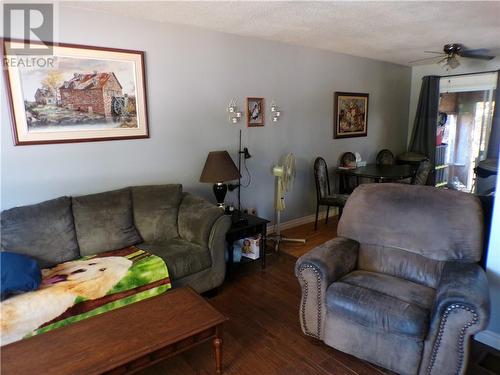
xmin=420 ymin=262 xmax=490 ymax=375
xmin=295 ymin=237 xmax=359 ymax=339
xmin=207 ymin=214 xmax=231 ymax=287
xmin=178 ymin=193 xmax=224 ymax=247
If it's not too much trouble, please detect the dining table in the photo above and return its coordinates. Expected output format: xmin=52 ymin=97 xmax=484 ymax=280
xmin=336 ymin=164 xmax=417 ymax=193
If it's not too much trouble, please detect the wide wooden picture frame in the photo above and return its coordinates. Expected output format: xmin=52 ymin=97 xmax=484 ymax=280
xmin=2 ymin=39 xmax=149 ymax=145
xmin=333 ymin=92 xmax=369 ymax=139
xmin=246 ymin=97 xmax=265 ymax=127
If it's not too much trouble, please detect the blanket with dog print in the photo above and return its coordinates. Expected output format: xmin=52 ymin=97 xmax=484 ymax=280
xmin=1 ymin=247 xmax=171 ymax=346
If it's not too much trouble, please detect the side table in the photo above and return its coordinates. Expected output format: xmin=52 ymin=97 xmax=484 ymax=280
xmin=225 ymin=211 xmax=269 ymax=278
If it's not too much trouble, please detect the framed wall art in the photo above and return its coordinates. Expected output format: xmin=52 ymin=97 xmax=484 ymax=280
xmin=246 ymin=97 xmax=264 ymax=127
xmin=333 ymin=92 xmax=369 ymax=139
xmin=3 ymin=39 xmax=149 ymax=145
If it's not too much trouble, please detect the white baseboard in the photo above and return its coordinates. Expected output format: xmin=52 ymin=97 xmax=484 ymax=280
xmin=267 ymin=208 xmax=338 ymax=234
xmin=475 ymin=330 xmax=500 ymax=350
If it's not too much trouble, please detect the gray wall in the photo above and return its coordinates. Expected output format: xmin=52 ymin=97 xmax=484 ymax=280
xmin=1 ymin=6 xmax=411 ymax=224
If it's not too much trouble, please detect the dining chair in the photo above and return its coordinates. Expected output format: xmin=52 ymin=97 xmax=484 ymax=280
xmin=412 ymin=159 xmax=432 ymax=185
xmin=339 ymin=152 xmax=356 ymax=167
xmin=339 ymin=152 xmax=358 ymax=193
xmin=376 ymin=149 xmax=395 ymax=165
xmin=314 ymin=157 xmax=350 ymax=231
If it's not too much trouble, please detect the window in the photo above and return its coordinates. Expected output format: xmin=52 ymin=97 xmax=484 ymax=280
xmin=437 ymin=72 xmax=497 ymax=192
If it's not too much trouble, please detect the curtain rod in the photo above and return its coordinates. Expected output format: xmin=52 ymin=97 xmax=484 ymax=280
xmin=438 ymin=69 xmax=499 ymax=79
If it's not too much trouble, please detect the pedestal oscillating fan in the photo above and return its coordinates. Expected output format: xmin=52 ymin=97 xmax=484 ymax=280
xmin=269 ymin=153 xmax=306 ymax=251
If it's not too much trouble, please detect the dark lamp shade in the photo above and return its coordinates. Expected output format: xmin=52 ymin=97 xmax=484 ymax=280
xmin=200 ymin=151 xmax=240 ymax=183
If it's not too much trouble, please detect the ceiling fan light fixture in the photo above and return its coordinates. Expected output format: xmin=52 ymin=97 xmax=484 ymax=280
xmin=448 ymin=56 xmax=460 ymax=69
xmin=410 ymin=43 xmax=496 ymax=68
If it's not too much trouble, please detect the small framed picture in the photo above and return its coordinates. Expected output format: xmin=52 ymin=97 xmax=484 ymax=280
xmin=333 ymin=92 xmax=369 ymax=139
xmin=246 ymin=97 xmax=264 ymax=127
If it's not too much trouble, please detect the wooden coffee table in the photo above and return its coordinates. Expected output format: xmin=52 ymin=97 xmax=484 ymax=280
xmin=1 ymin=287 xmax=227 ymax=375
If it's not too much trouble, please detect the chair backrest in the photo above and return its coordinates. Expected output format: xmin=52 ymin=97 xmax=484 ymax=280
xmin=376 ymin=149 xmax=395 ymax=165
xmin=339 ymin=152 xmax=357 ymax=193
xmin=339 ymin=152 xmax=356 ymax=168
xmin=412 ymin=159 xmax=432 ymax=185
xmin=337 ymin=183 xmax=483 ymax=287
xmin=314 ymin=157 xmax=330 ymax=200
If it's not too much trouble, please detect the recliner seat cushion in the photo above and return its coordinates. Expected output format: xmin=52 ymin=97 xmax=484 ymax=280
xmin=72 ymin=188 xmax=141 ymax=255
xmin=340 ymin=270 xmax=435 ymax=310
xmin=1 ymin=197 xmax=79 ymax=268
xmin=326 ymin=271 xmax=433 ymax=338
xmin=358 ymin=244 xmax=444 ymax=289
xmin=138 ymin=239 xmax=212 ymax=280
xmin=131 ymin=184 xmax=182 ymax=242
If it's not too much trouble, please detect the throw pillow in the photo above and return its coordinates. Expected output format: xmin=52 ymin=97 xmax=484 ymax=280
xmin=1 ymin=252 xmax=41 ymax=300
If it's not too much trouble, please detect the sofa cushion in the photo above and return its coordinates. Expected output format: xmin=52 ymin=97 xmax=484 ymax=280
xmin=178 ymin=194 xmax=223 ymax=246
xmin=1 ymin=196 xmax=79 ymax=268
xmin=72 ymin=189 xmax=141 ymax=255
xmin=138 ymin=239 xmax=212 ymax=280
xmin=326 ymin=271 xmax=432 ymax=338
xmin=131 ymin=184 xmax=182 ymax=242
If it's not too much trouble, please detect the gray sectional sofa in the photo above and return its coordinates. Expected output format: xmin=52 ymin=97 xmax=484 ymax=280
xmin=1 ymin=184 xmax=231 ymax=293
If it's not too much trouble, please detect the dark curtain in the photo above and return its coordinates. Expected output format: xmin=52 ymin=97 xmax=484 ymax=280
xmin=409 ymin=75 xmax=440 ymax=184
xmin=486 ymin=70 xmax=500 ymax=159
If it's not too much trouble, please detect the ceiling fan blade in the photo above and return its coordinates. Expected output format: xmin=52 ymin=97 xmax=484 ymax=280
xmin=460 ymin=48 xmax=490 ymax=55
xmin=437 ymin=56 xmax=449 ymax=64
xmin=459 ymin=52 xmax=495 ymax=60
xmin=408 ymin=56 xmax=443 ymax=64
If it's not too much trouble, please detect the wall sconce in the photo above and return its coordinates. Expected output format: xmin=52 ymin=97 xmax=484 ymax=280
xmin=227 ymin=99 xmax=243 ymax=124
xmin=270 ymin=101 xmax=281 ymax=122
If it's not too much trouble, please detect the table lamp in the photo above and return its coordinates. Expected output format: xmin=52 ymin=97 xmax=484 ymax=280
xmin=200 ymin=151 xmax=240 ymax=208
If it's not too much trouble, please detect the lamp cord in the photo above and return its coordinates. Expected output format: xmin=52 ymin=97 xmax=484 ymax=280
xmin=241 ymin=157 xmax=251 ymax=188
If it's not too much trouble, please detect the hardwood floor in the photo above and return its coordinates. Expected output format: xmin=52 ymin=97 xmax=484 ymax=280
xmin=140 ymin=252 xmax=387 ymax=375
xmin=277 ymin=216 xmax=339 ymax=258
xmin=140 ymin=219 xmax=497 ymax=375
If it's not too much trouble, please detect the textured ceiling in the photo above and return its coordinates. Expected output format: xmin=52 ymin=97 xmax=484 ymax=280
xmin=65 ymin=1 xmax=500 ymax=66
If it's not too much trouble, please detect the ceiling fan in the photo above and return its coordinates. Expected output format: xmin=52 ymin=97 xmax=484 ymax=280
xmin=409 ymin=43 xmax=496 ymax=69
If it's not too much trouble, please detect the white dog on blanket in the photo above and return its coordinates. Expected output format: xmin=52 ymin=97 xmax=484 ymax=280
xmin=1 ymin=256 xmax=132 ymax=346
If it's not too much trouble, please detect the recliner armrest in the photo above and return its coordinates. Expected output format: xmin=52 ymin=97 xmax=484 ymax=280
xmin=434 ymin=262 xmax=490 ymax=318
xmin=296 ymin=237 xmax=359 ymax=284
xmin=420 ymin=262 xmax=490 ymax=375
xmin=295 ymin=237 xmax=359 ymax=339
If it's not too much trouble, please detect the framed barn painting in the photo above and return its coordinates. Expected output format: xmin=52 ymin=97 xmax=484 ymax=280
xmin=246 ymin=97 xmax=264 ymax=127
xmin=2 ymin=39 xmax=149 ymax=145
xmin=333 ymin=92 xmax=369 ymax=139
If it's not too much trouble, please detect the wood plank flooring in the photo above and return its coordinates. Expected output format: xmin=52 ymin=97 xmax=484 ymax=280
xmin=140 ymin=218 xmax=496 ymax=375
xmin=278 ymin=216 xmax=339 ymax=258
xmin=140 ymin=252 xmax=387 ymax=375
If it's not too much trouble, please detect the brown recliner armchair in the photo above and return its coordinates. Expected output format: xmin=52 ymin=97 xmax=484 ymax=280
xmin=295 ymin=183 xmax=490 ymax=375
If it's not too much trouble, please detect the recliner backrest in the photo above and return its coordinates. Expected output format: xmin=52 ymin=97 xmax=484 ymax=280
xmin=337 ymin=183 xmax=483 ymax=287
